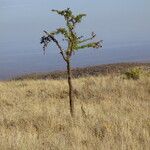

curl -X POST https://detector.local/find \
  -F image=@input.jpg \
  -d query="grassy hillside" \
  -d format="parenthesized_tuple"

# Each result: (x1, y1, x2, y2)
(14, 62, 150, 80)
(0, 68, 150, 149)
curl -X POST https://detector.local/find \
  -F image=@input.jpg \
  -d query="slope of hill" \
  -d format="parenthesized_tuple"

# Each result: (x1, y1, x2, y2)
(14, 62, 150, 80)
(0, 67, 149, 149)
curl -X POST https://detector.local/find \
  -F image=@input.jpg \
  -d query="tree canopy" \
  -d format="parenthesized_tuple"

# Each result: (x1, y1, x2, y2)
(41, 8, 102, 61)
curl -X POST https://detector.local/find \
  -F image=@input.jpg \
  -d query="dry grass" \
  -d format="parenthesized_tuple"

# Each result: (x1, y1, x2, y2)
(0, 73, 150, 150)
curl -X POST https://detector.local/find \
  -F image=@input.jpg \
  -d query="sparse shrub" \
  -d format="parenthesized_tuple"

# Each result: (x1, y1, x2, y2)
(40, 8, 102, 117)
(124, 67, 142, 80)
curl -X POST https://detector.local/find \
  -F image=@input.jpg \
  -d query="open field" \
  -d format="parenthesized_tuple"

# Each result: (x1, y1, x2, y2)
(0, 65, 150, 149)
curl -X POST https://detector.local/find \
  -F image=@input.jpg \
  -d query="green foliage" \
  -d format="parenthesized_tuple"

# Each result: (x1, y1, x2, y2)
(124, 67, 142, 80)
(40, 8, 102, 60)
(52, 8, 86, 26)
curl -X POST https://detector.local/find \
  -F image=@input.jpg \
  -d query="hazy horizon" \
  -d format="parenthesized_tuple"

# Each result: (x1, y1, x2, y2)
(0, 0, 150, 79)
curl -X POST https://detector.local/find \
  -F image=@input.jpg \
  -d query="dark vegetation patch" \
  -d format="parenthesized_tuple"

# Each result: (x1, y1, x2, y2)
(13, 62, 150, 80)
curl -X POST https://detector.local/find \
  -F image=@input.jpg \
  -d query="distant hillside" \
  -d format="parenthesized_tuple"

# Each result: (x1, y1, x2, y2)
(14, 62, 150, 80)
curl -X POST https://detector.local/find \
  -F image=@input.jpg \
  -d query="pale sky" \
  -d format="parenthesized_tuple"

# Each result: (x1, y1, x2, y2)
(0, 0, 150, 79)
(1, 0, 150, 45)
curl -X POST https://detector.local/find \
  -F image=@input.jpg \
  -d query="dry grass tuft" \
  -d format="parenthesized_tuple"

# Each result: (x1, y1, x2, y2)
(0, 72, 150, 149)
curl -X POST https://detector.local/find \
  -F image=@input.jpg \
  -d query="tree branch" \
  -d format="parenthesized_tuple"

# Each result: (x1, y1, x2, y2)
(76, 41, 102, 50)
(78, 32, 97, 44)
(43, 30, 67, 61)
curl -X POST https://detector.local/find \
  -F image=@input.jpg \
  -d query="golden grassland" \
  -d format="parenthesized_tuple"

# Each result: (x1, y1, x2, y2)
(0, 71, 150, 149)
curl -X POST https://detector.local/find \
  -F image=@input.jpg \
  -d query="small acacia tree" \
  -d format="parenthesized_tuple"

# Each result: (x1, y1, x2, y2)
(40, 8, 102, 117)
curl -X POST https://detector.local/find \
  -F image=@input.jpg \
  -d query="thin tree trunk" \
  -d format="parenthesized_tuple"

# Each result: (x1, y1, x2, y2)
(66, 60, 74, 117)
